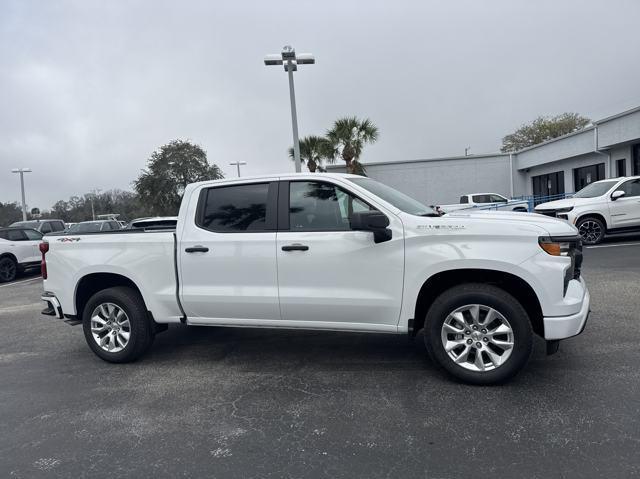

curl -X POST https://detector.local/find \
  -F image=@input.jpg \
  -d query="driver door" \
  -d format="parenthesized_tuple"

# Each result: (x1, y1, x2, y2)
(609, 179, 640, 227)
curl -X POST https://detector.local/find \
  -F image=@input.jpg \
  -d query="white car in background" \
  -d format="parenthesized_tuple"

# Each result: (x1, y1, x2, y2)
(535, 176, 640, 244)
(0, 227, 44, 282)
(438, 193, 530, 214)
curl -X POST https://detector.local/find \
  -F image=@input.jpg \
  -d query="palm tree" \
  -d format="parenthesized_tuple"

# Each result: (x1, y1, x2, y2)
(288, 135, 334, 173)
(326, 117, 379, 175)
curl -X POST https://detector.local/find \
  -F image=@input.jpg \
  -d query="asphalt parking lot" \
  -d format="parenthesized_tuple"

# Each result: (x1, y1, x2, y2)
(1, 238, 639, 478)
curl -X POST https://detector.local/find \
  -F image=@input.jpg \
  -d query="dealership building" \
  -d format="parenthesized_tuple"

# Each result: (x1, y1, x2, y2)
(328, 105, 640, 205)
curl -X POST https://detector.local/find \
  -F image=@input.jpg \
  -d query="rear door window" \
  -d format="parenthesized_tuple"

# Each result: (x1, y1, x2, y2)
(23, 229, 43, 241)
(40, 223, 52, 234)
(198, 183, 275, 232)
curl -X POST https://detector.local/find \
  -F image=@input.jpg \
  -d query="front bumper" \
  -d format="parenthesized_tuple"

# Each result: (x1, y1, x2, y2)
(543, 286, 590, 340)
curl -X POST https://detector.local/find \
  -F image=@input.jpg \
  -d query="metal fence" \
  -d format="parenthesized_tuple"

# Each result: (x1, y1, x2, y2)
(450, 193, 575, 213)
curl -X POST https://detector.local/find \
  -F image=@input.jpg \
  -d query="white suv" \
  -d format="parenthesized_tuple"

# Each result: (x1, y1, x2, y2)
(535, 176, 640, 244)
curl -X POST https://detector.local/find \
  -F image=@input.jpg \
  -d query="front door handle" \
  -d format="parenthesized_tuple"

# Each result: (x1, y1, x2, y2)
(281, 244, 309, 252)
(185, 246, 209, 253)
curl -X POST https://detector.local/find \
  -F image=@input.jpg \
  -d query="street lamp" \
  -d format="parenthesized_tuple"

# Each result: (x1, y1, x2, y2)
(90, 188, 102, 221)
(11, 168, 32, 221)
(229, 161, 247, 178)
(264, 45, 315, 173)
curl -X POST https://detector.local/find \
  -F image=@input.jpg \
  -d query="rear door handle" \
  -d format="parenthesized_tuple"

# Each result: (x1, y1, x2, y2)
(281, 244, 309, 252)
(185, 246, 209, 253)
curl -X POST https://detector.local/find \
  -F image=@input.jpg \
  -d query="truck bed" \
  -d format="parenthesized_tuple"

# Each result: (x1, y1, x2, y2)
(43, 230, 184, 323)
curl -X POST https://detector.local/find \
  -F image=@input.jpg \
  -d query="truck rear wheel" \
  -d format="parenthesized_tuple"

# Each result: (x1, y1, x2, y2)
(82, 287, 154, 363)
(423, 283, 533, 385)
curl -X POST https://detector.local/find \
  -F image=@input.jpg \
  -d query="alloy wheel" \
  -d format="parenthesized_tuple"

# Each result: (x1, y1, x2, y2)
(578, 220, 602, 244)
(0, 259, 16, 282)
(440, 304, 514, 372)
(90, 303, 131, 353)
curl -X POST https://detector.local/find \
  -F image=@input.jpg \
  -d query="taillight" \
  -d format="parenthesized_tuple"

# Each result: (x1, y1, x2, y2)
(39, 242, 49, 279)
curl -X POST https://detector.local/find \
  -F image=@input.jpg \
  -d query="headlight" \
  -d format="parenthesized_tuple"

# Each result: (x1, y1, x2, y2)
(539, 236, 573, 256)
(554, 207, 574, 213)
(539, 236, 583, 295)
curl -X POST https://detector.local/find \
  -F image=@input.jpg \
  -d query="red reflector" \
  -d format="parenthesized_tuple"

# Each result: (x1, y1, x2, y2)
(39, 242, 49, 253)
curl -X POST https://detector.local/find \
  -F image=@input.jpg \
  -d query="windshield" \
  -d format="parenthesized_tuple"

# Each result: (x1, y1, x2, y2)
(574, 180, 618, 198)
(349, 178, 439, 216)
(68, 222, 103, 233)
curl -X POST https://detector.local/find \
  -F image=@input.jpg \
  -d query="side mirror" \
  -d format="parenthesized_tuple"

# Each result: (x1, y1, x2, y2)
(350, 211, 392, 243)
(611, 190, 626, 201)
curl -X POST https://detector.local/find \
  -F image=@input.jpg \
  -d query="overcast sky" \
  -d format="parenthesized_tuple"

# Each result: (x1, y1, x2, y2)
(1, 0, 640, 210)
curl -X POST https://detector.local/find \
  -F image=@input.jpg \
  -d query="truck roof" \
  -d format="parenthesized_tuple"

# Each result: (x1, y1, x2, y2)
(190, 172, 362, 188)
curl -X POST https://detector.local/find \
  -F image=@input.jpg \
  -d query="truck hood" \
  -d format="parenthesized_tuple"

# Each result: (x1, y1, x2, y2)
(442, 209, 578, 236)
(534, 198, 575, 210)
(534, 196, 601, 210)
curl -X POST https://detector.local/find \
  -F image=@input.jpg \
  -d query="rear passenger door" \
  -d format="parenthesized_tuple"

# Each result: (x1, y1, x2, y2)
(179, 181, 280, 323)
(275, 180, 405, 330)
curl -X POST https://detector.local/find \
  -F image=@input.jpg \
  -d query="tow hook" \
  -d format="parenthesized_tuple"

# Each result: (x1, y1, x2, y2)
(546, 340, 560, 355)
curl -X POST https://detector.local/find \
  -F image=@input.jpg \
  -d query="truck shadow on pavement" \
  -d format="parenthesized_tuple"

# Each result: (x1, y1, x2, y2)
(142, 323, 557, 383)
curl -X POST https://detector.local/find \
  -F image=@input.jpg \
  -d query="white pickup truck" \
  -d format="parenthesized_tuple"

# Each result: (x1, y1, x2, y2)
(40, 173, 590, 384)
(439, 193, 530, 214)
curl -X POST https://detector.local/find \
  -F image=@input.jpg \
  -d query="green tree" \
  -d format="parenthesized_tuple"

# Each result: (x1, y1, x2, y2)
(501, 113, 591, 152)
(326, 117, 379, 175)
(134, 140, 224, 215)
(288, 135, 334, 173)
(0, 202, 23, 227)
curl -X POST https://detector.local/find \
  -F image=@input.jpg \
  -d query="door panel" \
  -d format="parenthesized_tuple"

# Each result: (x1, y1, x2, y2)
(276, 180, 404, 328)
(609, 179, 640, 227)
(179, 181, 280, 322)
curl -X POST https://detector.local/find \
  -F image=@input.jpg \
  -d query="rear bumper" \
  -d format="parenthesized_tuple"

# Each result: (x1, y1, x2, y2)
(41, 292, 63, 319)
(543, 287, 590, 340)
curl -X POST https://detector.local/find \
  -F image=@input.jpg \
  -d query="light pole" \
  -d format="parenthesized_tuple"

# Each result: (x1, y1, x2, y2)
(229, 161, 247, 178)
(11, 168, 32, 221)
(264, 45, 315, 173)
(90, 188, 102, 221)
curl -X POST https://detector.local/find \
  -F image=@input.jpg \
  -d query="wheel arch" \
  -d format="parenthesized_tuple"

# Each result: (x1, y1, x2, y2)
(75, 273, 146, 320)
(0, 252, 18, 263)
(576, 212, 608, 229)
(412, 269, 544, 338)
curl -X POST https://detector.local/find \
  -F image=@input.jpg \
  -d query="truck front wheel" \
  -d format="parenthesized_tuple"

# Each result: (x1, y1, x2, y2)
(82, 287, 154, 363)
(424, 284, 533, 385)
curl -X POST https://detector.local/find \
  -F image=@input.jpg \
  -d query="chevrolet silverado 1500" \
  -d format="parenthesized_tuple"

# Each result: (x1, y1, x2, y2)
(40, 173, 590, 384)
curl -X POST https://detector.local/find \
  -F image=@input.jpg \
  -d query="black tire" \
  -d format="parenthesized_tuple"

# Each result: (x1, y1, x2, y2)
(576, 216, 605, 245)
(0, 256, 18, 283)
(82, 286, 154, 363)
(424, 283, 533, 385)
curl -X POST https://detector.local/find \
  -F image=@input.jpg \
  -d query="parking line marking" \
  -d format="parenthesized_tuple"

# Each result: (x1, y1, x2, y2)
(0, 277, 41, 289)
(586, 242, 640, 249)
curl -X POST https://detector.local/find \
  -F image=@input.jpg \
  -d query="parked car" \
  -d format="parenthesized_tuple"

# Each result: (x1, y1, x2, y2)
(10, 219, 66, 235)
(40, 173, 589, 384)
(66, 220, 122, 233)
(126, 217, 178, 229)
(438, 193, 529, 214)
(0, 227, 43, 282)
(535, 176, 640, 244)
